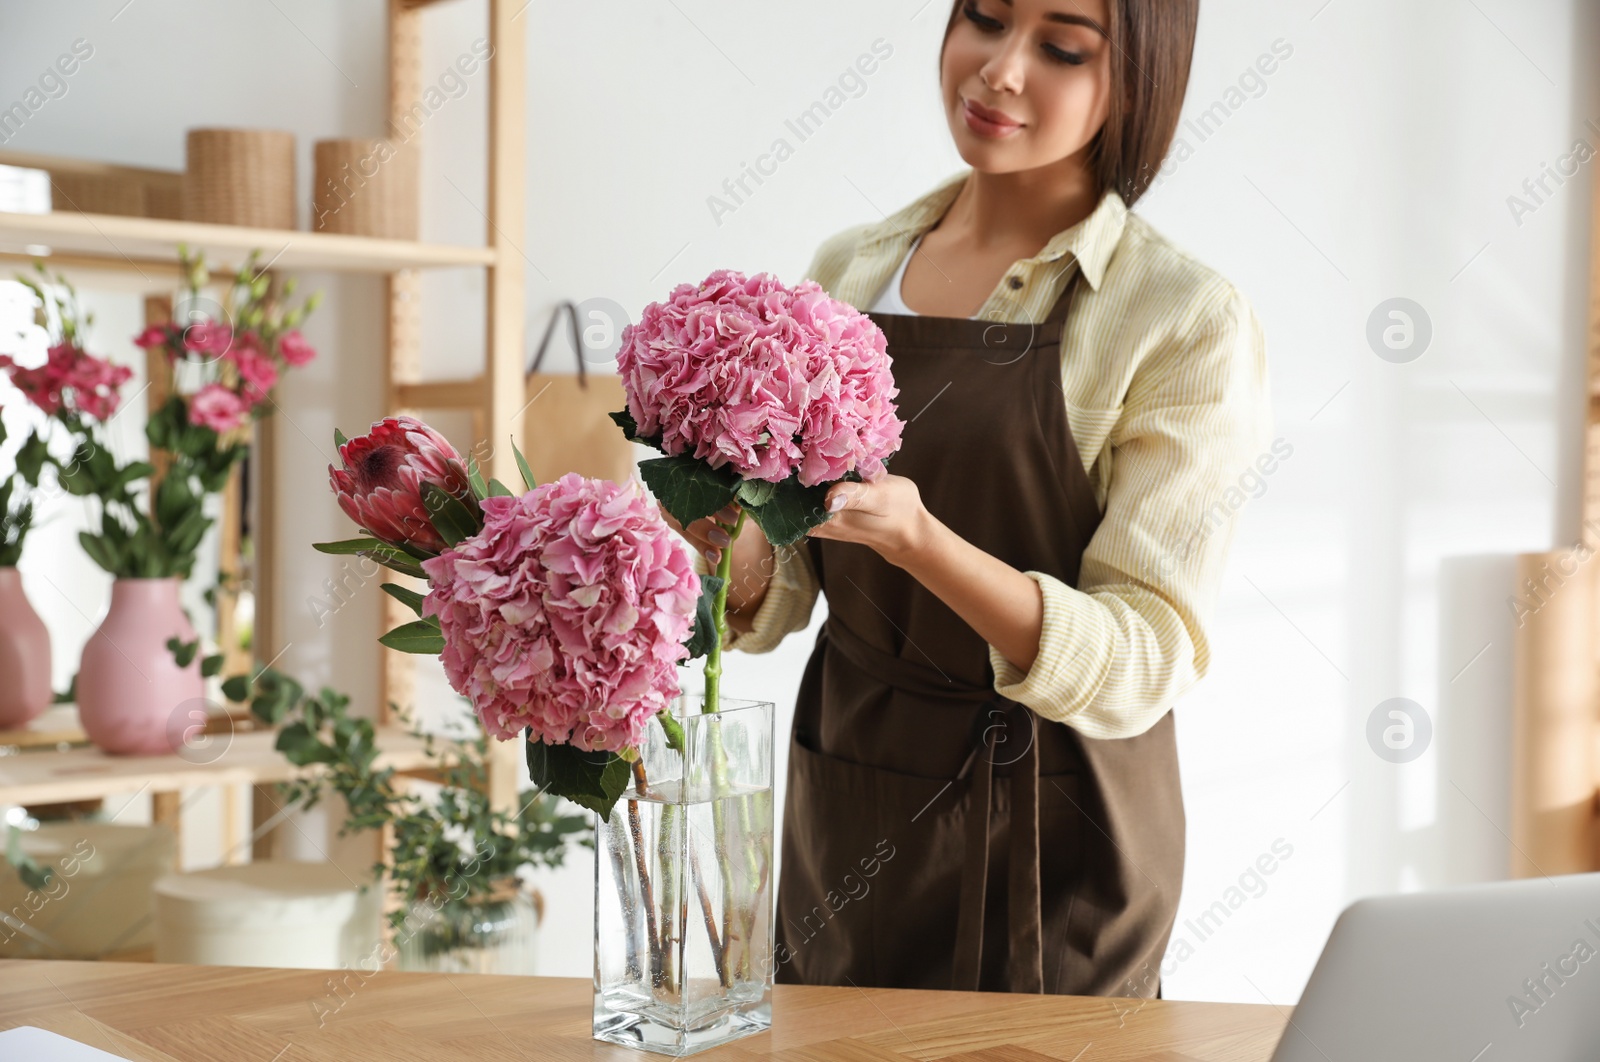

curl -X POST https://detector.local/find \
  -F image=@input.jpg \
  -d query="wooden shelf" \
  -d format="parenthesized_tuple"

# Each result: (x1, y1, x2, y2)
(0, 724, 446, 807)
(0, 704, 91, 751)
(0, 209, 495, 275)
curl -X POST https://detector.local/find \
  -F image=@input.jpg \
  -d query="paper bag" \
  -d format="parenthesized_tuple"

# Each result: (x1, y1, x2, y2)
(522, 300, 638, 487)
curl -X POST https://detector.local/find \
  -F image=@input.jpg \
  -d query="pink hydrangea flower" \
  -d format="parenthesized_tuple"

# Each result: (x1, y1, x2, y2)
(188, 383, 250, 433)
(421, 473, 700, 753)
(616, 269, 904, 486)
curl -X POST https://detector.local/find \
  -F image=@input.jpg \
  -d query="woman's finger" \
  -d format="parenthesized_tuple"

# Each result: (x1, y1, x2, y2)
(825, 483, 862, 514)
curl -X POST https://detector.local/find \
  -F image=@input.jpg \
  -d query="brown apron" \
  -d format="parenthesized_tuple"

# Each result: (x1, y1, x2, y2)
(772, 265, 1185, 997)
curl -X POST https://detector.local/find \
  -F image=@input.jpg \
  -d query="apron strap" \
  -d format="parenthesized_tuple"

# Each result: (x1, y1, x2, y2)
(1007, 721, 1043, 992)
(951, 727, 993, 991)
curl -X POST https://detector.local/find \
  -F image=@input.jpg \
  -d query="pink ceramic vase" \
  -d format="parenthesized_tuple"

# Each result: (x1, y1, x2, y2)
(0, 566, 53, 728)
(77, 577, 203, 756)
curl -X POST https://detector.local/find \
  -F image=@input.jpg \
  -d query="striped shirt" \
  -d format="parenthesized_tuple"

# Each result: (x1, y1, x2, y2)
(694, 167, 1274, 740)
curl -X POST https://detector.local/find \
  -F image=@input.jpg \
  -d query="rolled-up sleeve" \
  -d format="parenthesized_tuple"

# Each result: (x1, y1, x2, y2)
(693, 540, 820, 654)
(987, 286, 1273, 739)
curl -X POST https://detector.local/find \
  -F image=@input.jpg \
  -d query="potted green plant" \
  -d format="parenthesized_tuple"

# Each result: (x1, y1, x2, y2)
(229, 664, 590, 974)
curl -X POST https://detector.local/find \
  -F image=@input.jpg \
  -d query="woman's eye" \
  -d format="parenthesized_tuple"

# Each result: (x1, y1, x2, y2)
(962, 3, 1004, 31)
(1044, 45, 1086, 66)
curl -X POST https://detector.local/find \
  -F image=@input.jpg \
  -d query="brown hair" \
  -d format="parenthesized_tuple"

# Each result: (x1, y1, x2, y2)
(941, 0, 1199, 207)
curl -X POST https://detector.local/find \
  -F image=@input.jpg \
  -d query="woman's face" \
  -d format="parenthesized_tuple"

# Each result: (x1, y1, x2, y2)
(941, 0, 1114, 174)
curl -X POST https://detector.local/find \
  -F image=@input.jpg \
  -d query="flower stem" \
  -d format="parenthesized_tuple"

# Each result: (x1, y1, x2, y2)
(702, 507, 746, 716)
(699, 507, 771, 987)
(656, 801, 679, 996)
(627, 760, 663, 987)
(604, 807, 644, 983)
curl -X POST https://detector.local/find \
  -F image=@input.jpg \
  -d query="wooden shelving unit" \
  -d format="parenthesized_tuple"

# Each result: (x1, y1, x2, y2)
(0, 209, 497, 273)
(0, 0, 530, 962)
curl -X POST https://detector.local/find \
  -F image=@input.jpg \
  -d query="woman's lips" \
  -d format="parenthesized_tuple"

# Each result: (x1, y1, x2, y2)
(962, 98, 1022, 138)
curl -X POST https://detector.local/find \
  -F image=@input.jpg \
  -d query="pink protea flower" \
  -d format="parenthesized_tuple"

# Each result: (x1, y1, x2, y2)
(616, 269, 904, 486)
(327, 415, 475, 555)
(421, 473, 700, 753)
(188, 383, 250, 433)
(278, 330, 316, 366)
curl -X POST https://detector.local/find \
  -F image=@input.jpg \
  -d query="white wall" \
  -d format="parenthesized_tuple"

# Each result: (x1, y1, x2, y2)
(1, 0, 1594, 1005)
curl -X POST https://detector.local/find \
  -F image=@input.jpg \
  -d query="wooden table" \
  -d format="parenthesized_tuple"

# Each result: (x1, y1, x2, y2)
(0, 960, 1288, 1061)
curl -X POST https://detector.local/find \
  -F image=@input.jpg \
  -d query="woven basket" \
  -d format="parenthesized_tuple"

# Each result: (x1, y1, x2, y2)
(312, 137, 418, 240)
(182, 128, 296, 229)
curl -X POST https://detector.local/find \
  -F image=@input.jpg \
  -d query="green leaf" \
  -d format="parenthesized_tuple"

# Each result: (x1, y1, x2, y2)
(380, 582, 426, 617)
(334, 428, 349, 448)
(378, 619, 445, 655)
(683, 574, 725, 660)
(313, 538, 428, 580)
(359, 547, 428, 581)
(466, 454, 489, 501)
(512, 438, 536, 491)
(609, 408, 664, 450)
(221, 674, 251, 704)
(487, 478, 514, 498)
(166, 636, 199, 668)
(312, 536, 385, 555)
(744, 474, 834, 548)
(15, 435, 49, 486)
(420, 482, 479, 547)
(736, 478, 778, 508)
(655, 709, 685, 754)
(78, 531, 121, 576)
(637, 454, 740, 528)
(276, 722, 335, 766)
(200, 653, 224, 678)
(524, 735, 632, 818)
(113, 460, 156, 490)
(252, 668, 304, 725)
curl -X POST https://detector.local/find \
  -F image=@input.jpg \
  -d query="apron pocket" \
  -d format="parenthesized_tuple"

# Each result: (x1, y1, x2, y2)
(783, 733, 1025, 990)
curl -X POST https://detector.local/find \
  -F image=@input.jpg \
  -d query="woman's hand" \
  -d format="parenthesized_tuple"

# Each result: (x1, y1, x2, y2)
(657, 501, 775, 613)
(659, 500, 742, 564)
(807, 473, 936, 568)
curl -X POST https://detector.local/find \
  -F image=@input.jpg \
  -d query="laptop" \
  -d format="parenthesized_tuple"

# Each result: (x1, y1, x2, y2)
(1271, 870, 1600, 1061)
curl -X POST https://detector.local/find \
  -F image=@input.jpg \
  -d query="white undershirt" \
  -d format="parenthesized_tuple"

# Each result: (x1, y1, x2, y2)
(866, 234, 980, 319)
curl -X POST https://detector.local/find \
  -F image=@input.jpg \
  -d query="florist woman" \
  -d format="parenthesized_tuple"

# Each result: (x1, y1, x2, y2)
(673, 0, 1272, 999)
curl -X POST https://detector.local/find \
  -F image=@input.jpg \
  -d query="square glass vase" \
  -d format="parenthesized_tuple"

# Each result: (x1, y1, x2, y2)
(593, 695, 775, 1057)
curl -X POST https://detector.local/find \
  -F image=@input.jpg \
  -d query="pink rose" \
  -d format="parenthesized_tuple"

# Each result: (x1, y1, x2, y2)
(278, 330, 316, 366)
(0, 344, 132, 422)
(133, 325, 171, 351)
(228, 343, 279, 403)
(182, 321, 233, 357)
(188, 383, 250, 433)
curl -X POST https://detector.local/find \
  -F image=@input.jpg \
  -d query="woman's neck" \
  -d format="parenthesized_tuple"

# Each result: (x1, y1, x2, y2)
(935, 157, 1102, 253)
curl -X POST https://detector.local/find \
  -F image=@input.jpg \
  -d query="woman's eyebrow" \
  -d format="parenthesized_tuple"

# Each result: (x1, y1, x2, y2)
(995, 0, 1110, 37)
